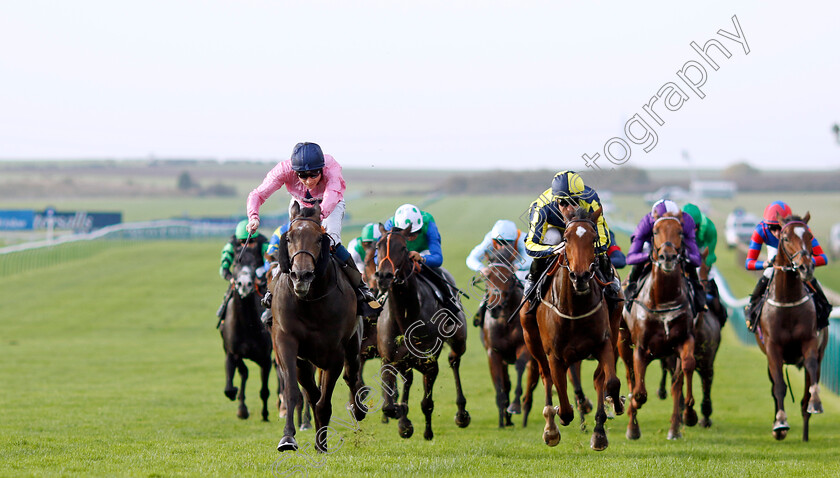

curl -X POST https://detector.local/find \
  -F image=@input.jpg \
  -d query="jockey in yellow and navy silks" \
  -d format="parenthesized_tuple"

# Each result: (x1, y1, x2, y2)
(522, 170, 622, 317)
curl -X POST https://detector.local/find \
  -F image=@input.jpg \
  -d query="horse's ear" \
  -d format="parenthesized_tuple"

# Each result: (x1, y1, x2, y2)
(378, 223, 387, 237)
(290, 201, 301, 219)
(313, 202, 322, 220)
(314, 234, 332, 276)
(276, 232, 291, 273)
(776, 212, 785, 225)
(701, 246, 709, 259)
(803, 211, 811, 224)
(590, 207, 602, 224)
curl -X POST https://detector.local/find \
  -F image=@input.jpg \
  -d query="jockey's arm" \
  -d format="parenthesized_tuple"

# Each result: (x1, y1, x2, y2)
(246, 162, 289, 227)
(745, 226, 767, 270)
(625, 217, 653, 265)
(809, 232, 829, 267)
(465, 233, 493, 272)
(220, 243, 235, 280)
(681, 214, 702, 267)
(524, 204, 555, 258)
(515, 236, 534, 271)
(705, 221, 718, 267)
(423, 221, 444, 268)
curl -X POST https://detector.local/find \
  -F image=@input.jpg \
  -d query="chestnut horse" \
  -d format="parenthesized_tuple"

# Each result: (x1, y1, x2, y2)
(480, 248, 538, 428)
(756, 213, 828, 441)
(220, 250, 274, 421)
(375, 225, 471, 440)
(657, 247, 722, 428)
(521, 207, 624, 451)
(619, 212, 696, 440)
(270, 203, 366, 452)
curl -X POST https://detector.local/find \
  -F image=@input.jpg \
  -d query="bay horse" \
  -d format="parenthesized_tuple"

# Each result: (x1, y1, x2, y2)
(619, 212, 696, 440)
(480, 248, 538, 428)
(521, 207, 624, 451)
(375, 224, 471, 440)
(220, 250, 274, 421)
(756, 212, 828, 441)
(657, 247, 723, 428)
(271, 202, 366, 452)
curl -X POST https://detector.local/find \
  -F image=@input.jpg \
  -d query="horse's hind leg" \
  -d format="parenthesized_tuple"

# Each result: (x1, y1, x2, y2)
(568, 361, 592, 432)
(766, 344, 789, 440)
(680, 336, 698, 428)
(421, 361, 440, 440)
(235, 359, 250, 419)
(657, 359, 669, 400)
(488, 350, 510, 428)
(449, 340, 471, 428)
(343, 340, 366, 422)
(397, 368, 414, 439)
(276, 341, 302, 452)
(699, 364, 714, 428)
(522, 357, 539, 428)
(802, 339, 823, 416)
(224, 353, 238, 401)
(509, 352, 527, 416)
(314, 358, 344, 453)
(802, 367, 813, 442)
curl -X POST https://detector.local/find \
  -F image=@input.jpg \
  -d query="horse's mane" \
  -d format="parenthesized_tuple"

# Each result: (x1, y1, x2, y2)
(570, 207, 591, 222)
(298, 205, 320, 220)
(786, 214, 804, 223)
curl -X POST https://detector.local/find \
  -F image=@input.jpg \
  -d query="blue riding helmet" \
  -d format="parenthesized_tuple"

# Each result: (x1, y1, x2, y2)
(291, 142, 325, 172)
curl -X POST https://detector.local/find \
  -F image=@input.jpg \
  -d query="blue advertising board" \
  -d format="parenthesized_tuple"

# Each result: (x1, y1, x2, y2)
(32, 210, 122, 232)
(0, 210, 35, 230)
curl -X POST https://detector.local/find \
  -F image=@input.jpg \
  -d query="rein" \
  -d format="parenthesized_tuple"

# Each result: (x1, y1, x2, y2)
(484, 262, 522, 311)
(378, 231, 417, 285)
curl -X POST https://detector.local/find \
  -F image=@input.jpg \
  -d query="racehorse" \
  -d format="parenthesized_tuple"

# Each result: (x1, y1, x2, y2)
(271, 202, 366, 452)
(358, 238, 387, 423)
(219, 250, 274, 421)
(375, 224, 471, 440)
(479, 248, 538, 428)
(755, 212, 828, 441)
(657, 247, 723, 428)
(619, 211, 696, 440)
(521, 207, 623, 451)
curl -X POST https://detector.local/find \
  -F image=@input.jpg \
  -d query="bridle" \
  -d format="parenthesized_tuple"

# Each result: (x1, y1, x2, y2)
(377, 230, 417, 285)
(558, 218, 605, 285)
(650, 216, 684, 270)
(774, 221, 811, 273)
(483, 261, 521, 311)
(287, 216, 326, 266)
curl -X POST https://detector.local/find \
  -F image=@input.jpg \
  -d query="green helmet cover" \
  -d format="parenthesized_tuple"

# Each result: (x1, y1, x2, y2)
(235, 220, 258, 240)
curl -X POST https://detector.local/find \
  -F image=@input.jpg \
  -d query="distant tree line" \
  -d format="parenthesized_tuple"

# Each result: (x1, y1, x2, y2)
(177, 171, 237, 197)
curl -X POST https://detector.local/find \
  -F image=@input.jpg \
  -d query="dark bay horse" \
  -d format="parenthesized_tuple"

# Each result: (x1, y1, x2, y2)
(271, 203, 366, 452)
(756, 213, 828, 441)
(658, 247, 723, 428)
(220, 250, 274, 421)
(479, 248, 538, 428)
(619, 212, 696, 440)
(521, 207, 623, 451)
(375, 225, 471, 440)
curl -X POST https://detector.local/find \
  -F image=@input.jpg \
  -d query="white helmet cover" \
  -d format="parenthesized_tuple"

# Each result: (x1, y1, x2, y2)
(394, 204, 424, 233)
(490, 220, 518, 241)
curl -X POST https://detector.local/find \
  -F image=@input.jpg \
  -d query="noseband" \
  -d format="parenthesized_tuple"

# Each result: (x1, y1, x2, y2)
(650, 216, 684, 268)
(776, 221, 811, 272)
(287, 216, 327, 268)
(559, 218, 598, 276)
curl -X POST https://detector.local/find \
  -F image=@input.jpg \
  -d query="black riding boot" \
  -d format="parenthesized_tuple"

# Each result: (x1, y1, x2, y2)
(685, 264, 706, 314)
(808, 279, 832, 330)
(340, 256, 382, 317)
(746, 275, 770, 332)
(597, 254, 622, 315)
(623, 263, 646, 312)
(524, 258, 550, 316)
(423, 267, 463, 319)
(473, 299, 487, 327)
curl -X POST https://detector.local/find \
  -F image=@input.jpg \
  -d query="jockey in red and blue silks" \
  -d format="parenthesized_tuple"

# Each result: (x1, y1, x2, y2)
(745, 200, 831, 330)
(623, 199, 706, 314)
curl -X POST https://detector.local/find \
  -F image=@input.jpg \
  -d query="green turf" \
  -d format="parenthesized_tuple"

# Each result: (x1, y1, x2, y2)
(3, 194, 840, 476)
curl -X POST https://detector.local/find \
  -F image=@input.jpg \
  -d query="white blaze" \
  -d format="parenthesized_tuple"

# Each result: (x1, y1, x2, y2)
(794, 227, 806, 239)
(575, 226, 586, 238)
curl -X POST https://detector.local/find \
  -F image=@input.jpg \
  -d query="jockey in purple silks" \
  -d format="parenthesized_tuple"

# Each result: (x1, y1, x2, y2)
(623, 199, 706, 314)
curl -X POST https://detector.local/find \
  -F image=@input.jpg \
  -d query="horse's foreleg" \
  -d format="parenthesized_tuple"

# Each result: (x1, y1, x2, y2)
(259, 359, 271, 422)
(802, 365, 813, 442)
(550, 360, 574, 428)
(617, 327, 635, 395)
(626, 346, 649, 440)
(488, 350, 509, 428)
(235, 359, 249, 420)
(766, 343, 789, 440)
(276, 341, 302, 452)
(699, 363, 714, 428)
(521, 310, 557, 444)
(657, 359, 669, 400)
(421, 361, 440, 441)
(680, 336, 697, 428)
(449, 344, 471, 428)
(522, 357, 539, 428)
(224, 353, 238, 401)
(568, 362, 593, 431)
(668, 359, 685, 440)
(397, 367, 414, 438)
(343, 344, 366, 423)
(590, 354, 609, 451)
(314, 358, 344, 453)
(510, 351, 528, 416)
(802, 338, 823, 416)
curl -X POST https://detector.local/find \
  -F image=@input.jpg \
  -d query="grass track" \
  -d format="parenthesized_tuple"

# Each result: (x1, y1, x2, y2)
(2, 191, 840, 477)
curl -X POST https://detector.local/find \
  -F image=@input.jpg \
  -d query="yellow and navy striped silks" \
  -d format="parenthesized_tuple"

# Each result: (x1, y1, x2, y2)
(524, 187, 612, 258)
(550, 171, 587, 198)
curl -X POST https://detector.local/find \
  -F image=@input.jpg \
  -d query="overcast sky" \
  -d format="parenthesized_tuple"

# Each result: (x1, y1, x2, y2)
(1, 1, 838, 170)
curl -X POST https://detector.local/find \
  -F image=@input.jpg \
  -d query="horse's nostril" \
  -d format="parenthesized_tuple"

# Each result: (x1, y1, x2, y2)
(290, 271, 298, 280)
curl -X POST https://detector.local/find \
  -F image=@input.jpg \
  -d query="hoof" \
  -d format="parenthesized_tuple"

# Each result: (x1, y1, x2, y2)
(424, 429, 434, 441)
(590, 433, 609, 451)
(773, 428, 788, 441)
(261, 412, 269, 422)
(807, 402, 824, 414)
(399, 422, 414, 439)
(237, 406, 249, 420)
(224, 387, 238, 401)
(699, 417, 712, 428)
(626, 426, 641, 440)
(504, 411, 514, 427)
(543, 429, 560, 447)
(455, 410, 471, 428)
(578, 397, 593, 415)
(657, 388, 667, 400)
(684, 408, 698, 427)
(277, 435, 298, 452)
(507, 402, 522, 415)
(380, 414, 390, 424)
(773, 420, 790, 440)
(383, 405, 400, 420)
(667, 429, 682, 440)
(300, 422, 311, 431)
